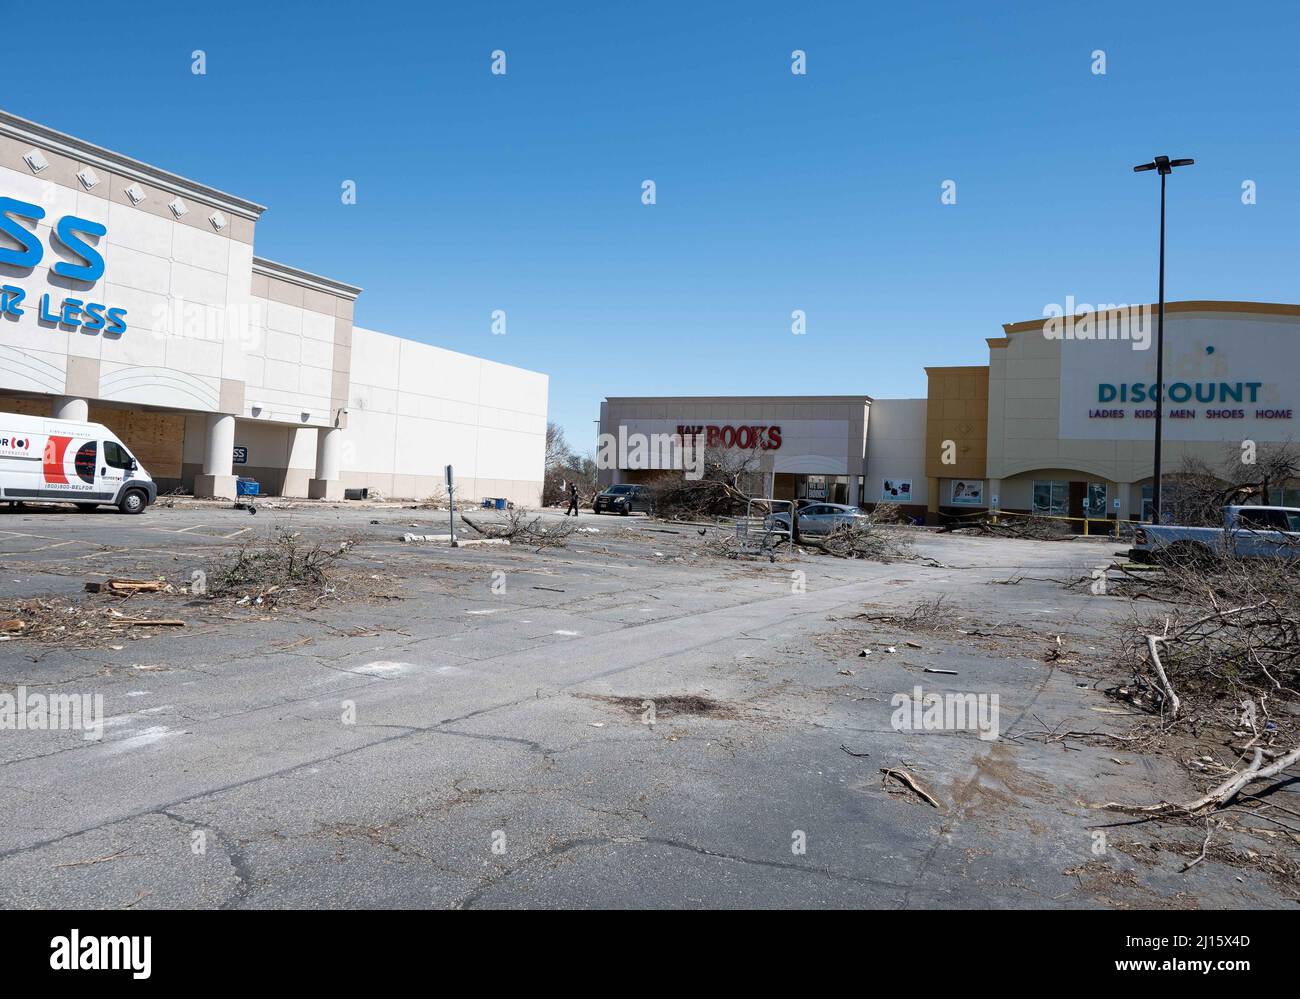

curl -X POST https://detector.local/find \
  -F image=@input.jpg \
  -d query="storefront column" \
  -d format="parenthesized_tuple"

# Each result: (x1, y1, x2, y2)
(848, 476, 860, 508)
(309, 427, 344, 500)
(51, 397, 89, 422)
(1113, 481, 1132, 524)
(195, 414, 237, 499)
(987, 478, 1002, 513)
(926, 477, 940, 524)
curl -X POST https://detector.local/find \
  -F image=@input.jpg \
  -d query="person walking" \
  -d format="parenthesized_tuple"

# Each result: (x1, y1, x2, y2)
(566, 482, 580, 517)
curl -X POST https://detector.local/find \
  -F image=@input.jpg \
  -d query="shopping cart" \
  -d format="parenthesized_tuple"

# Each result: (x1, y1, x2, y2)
(234, 477, 259, 515)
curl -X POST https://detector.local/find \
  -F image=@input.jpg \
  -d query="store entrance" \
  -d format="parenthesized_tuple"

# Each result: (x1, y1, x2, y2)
(777, 473, 849, 505)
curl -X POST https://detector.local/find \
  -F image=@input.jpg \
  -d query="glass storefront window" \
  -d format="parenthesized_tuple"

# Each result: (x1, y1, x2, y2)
(1032, 480, 1067, 516)
(801, 475, 828, 500)
(1085, 482, 1108, 518)
(1267, 486, 1300, 507)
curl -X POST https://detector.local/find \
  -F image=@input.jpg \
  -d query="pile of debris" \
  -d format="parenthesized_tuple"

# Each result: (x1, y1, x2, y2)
(460, 510, 577, 550)
(1089, 547, 1300, 824)
(0, 596, 184, 647)
(796, 523, 918, 562)
(206, 527, 357, 608)
(940, 514, 1073, 540)
(410, 486, 481, 512)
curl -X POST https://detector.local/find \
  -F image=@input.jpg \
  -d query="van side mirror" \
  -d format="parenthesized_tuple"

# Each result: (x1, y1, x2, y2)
(129, 459, 138, 472)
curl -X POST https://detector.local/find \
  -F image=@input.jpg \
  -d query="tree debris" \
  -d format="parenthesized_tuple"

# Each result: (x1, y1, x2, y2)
(880, 767, 942, 808)
(461, 510, 577, 551)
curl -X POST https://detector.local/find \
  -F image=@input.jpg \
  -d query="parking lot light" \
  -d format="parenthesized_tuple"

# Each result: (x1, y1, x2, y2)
(1132, 154, 1195, 522)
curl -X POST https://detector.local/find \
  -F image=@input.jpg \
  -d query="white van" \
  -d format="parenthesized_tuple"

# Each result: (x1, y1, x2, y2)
(0, 412, 157, 514)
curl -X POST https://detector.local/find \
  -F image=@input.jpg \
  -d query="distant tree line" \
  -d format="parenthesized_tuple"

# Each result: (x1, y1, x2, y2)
(543, 422, 598, 506)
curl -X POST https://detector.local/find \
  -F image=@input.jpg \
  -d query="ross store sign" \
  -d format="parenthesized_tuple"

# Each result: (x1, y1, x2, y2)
(0, 195, 128, 335)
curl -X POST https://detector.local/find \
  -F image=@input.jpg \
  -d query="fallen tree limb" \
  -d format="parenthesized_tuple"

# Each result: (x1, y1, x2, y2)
(1180, 819, 1218, 873)
(1091, 742, 1300, 817)
(1144, 620, 1182, 720)
(880, 767, 942, 809)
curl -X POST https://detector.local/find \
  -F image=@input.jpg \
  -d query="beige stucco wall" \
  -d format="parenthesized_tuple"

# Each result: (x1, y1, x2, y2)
(989, 305, 1300, 487)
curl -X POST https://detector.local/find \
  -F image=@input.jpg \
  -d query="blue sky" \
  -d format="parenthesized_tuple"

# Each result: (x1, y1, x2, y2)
(4, 0, 1298, 451)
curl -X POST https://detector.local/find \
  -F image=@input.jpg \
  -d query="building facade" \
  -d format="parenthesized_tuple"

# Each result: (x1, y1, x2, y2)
(597, 395, 929, 519)
(600, 303, 1300, 524)
(928, 301, 1300, 522)
(0, 111, 546, 504)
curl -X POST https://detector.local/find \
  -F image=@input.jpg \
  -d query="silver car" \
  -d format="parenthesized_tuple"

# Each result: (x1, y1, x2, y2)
(766, 503, 870, 536)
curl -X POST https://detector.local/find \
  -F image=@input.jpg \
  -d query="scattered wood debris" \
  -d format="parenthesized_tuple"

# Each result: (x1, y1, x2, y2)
(880, 767, 943, 809)
(84, 578, 169, 595)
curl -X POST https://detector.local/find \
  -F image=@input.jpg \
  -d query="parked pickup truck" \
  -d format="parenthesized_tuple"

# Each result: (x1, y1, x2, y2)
(1129, 505, 1300, 564)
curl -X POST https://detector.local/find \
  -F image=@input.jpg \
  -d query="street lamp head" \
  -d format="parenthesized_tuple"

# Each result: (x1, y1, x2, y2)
(1134, 155, 1194, 175)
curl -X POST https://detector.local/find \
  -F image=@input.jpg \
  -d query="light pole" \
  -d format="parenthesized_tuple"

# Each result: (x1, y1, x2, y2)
(1133, 154, 1194, 523)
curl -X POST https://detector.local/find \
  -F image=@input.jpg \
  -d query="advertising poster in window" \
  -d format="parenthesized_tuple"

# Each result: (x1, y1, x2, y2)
(882, 478, 912, 502)
(950, 479, 984, 506)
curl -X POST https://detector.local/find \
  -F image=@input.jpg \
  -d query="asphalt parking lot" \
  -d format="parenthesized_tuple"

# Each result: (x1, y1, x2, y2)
(0, 502, 1292, 909)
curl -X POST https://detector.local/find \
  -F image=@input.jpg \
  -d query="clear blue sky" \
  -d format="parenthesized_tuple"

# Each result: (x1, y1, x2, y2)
(5, 1, 1297, 453)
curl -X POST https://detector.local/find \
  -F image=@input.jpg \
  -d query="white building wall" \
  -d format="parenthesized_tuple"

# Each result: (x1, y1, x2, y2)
(0, 156, 263, 415)
(343, 327, 547, 504)
(240, 291, 338, 427)
(1, 112, 547, 502)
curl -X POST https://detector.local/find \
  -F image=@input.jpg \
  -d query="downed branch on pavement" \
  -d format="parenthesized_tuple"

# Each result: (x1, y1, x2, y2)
(1116, 554, 1300, 724)
(940, 513, 1073, 540)
(461, 510, 577, 551)
(797, 522, 917, 562)
(880, 767, 943, 809)
(207, 527, 355, 607)
(1092, 744, 1300, 817)
(1142, 618, 1182, 720)
(1088, 544, 1300, 819)
(1180, 818, 1220, 873)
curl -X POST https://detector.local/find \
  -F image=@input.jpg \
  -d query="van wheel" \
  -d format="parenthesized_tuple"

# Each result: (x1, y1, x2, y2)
(118, 489, 147, 515)
(76, 504, 98, 513)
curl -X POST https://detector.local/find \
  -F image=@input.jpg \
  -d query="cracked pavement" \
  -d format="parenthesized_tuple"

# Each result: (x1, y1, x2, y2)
(0, 504, 1291, 908)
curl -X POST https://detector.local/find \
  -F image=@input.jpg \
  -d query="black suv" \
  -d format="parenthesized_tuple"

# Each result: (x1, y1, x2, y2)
(593, 484, 654, 515)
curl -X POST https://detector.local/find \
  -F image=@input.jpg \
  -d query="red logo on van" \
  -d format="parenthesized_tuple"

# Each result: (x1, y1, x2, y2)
(43, 435, 71, 484)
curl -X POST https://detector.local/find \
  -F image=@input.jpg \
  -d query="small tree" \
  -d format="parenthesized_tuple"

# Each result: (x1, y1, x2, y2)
(1167, 441, 1300, 525)
(543, 421, 575, 506)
